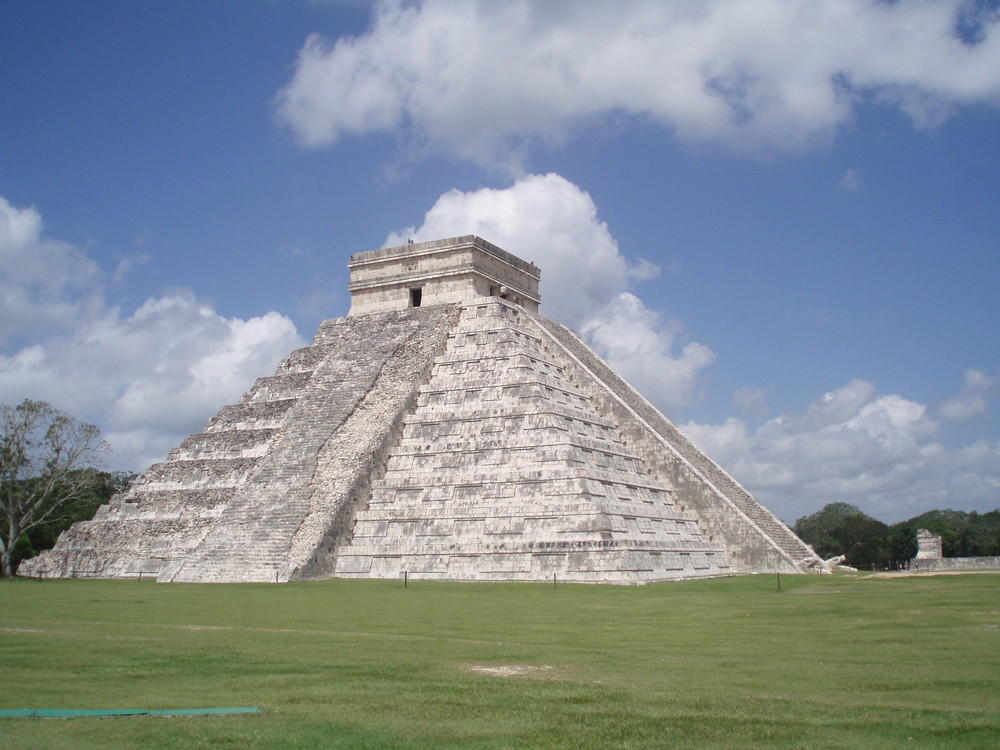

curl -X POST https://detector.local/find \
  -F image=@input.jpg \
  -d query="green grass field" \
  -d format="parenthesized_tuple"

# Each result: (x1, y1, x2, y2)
(1, 573, 998, 749)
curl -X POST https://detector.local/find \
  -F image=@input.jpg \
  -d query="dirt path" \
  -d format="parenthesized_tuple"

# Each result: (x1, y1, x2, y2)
(864, 569, 1000, 579)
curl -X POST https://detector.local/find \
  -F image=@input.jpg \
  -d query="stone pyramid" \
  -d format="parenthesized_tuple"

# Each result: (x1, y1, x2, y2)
(21, 236, 815, 583)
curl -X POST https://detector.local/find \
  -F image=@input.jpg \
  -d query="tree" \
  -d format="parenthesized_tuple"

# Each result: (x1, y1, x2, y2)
(887, 508, 1000, 559)
(0, 400, 108, 577)
(885, 521, 919, 563)
(793, 502, 891, 569)
(961, 510, 1000, 558)
(896, 509, 968, 557)
(15, 469, 136, 565)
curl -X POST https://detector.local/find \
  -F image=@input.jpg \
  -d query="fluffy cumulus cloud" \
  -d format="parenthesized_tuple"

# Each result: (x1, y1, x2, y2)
(0, 197, 102, 344)
(386, 173, 715, 412)
(936, 368, 1000, 422)
(276, 0, 1000, 166)
(0, 196, 305, 472)
(683, 379, 1000, 523)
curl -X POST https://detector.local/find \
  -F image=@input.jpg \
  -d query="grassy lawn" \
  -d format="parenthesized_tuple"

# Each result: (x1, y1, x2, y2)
(1, 573, 998, 749)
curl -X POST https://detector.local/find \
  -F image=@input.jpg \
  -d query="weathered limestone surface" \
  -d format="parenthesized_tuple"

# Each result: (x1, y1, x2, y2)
(915, 528, 944, 560)
(531, 316, 812, 575)
(349, 235, 541, 315)
(337, 300, 731, 582)
(21, 306, 458, 582)
(911, 528, 1000, 570)
(914, 556, 1000, 571)
(21, 235, 813, 583)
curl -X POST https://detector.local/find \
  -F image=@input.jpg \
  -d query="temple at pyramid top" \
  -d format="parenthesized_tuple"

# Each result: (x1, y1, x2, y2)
(348, 235, 541, 315)
(21, 234, 824, 584)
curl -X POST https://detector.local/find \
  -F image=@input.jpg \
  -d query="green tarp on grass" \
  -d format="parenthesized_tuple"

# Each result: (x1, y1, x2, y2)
(0, 707, 260, 718)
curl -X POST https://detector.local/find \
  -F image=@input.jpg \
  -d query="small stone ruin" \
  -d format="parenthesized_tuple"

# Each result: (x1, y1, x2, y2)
(915, 529, 944, 561)
(912, 528, 1000, 572)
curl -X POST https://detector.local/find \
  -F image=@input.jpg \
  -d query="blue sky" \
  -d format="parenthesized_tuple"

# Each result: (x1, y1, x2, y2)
(1, 0, 998, 523)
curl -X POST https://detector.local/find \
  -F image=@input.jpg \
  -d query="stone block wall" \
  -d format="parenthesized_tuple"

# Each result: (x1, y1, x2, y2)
(913, 556, 1000, 571)
(915, 529, 944, 559)
(348, 236, 541, 315)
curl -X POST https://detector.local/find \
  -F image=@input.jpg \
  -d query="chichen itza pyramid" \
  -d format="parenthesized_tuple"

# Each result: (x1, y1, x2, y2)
(21, 236, 818, 583)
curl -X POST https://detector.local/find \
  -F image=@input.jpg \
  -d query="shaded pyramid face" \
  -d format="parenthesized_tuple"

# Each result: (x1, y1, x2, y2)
(21, 237, 813, 583)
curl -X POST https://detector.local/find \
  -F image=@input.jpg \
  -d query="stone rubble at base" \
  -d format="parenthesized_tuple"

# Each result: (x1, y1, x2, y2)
(20, 236, 816, 583)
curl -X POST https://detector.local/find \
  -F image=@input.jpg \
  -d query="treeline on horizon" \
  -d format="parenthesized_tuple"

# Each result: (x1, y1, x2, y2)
(791, 502, 1000, 570)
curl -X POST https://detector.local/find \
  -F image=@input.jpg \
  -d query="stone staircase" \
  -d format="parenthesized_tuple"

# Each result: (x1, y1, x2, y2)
(336, 299, 731, 582)
(162, 306, 456, 582)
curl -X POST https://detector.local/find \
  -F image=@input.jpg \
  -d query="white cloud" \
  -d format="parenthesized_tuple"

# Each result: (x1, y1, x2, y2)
(936, 368, 1000, 422)
(386, 172, 715, 413)
(387, 173, 634, 325)
(276, 0, 1000, 167)
(0, 196, 305, 472)
(683, 378, 1000, 523)
(0, 196, 103, 344)
(580, 293, 715, 414)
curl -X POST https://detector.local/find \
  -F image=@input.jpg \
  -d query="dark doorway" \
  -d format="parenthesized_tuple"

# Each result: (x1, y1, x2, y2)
(409, 287, 423, 307)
